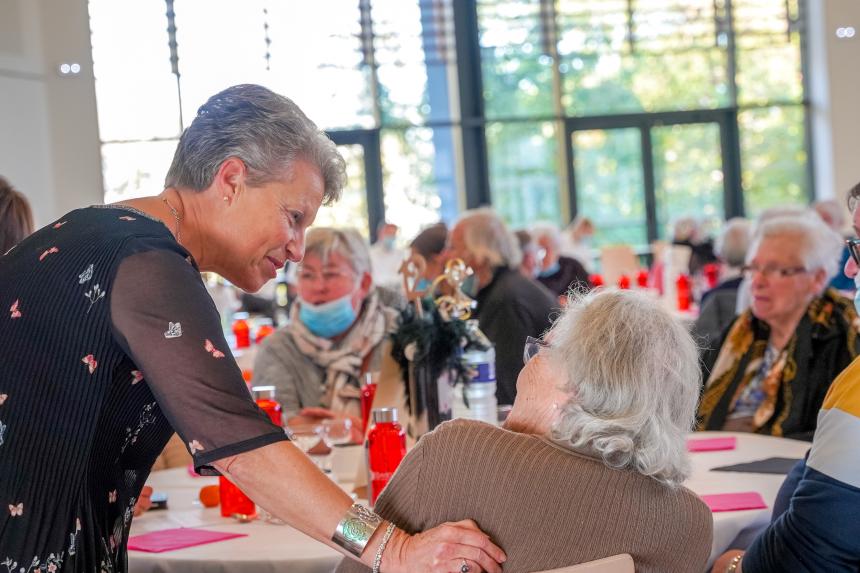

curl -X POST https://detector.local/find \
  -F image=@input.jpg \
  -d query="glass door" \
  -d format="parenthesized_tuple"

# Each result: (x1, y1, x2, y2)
(321, 130, 384, 241)
(652, 123, 725, 240)
(571, 128, 647, 247)
(309, 143, 371, 237)
(567, 113, 729, 250)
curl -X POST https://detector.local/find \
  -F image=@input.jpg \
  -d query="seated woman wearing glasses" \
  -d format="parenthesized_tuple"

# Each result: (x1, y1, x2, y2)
(697, 213, 860, 441)
(337, 290, 713, 573)
(253, 227, 400, 427)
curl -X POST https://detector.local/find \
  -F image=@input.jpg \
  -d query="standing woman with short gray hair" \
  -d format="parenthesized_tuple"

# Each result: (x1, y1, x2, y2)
(0, 85, 504, 573)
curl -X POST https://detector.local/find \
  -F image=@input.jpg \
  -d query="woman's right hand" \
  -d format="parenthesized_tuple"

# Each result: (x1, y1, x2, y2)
(381, 520, 506, 573)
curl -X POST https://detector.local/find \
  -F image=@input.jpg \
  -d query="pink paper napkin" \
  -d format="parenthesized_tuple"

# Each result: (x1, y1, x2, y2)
(128, 528, 247, 553)
(687, 436, 737, 452)
(701, 492, 767, 512)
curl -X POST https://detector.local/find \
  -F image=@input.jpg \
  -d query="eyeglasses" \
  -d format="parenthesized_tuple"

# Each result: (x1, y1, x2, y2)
(847, 238, 860, 266)
(523, 336, 550, 365)
(740, 264, 809, 279)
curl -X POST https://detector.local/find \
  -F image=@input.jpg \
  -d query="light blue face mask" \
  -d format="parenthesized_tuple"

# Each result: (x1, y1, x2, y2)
(853, 273, 860, 315)
(538, 260, 561, 278)
(298, 293, 357, 338)
(382, 236, 396, 250)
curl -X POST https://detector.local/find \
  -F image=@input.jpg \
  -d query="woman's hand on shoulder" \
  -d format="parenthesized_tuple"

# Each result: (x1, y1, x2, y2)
(381, 519, 506, 573)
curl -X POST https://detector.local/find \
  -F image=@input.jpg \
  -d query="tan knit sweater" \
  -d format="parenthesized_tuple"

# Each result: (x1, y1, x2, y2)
(337, 420, 712, 573)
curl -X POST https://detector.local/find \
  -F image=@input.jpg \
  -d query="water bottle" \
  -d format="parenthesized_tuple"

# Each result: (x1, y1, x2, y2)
(232, 312, 251, 349)
(366, 408, 406, 506)
(453, 321, 498, 425)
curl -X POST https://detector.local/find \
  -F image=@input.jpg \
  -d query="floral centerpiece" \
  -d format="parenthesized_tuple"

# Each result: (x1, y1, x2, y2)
(389, 256, 490, 437)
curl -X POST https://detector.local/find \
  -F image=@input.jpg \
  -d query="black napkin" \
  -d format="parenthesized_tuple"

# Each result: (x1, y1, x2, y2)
(711, 457, 802, 475)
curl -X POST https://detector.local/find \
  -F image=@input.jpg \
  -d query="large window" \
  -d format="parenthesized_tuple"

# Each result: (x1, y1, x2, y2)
(89, 0, 812, 249)
(478, 0, 809, 247)
(88, 0, 460, 242)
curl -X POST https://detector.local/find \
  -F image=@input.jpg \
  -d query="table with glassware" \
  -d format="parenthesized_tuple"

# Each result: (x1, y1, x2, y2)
(129, 431, 810, 573)
(128, 445, 363, 573)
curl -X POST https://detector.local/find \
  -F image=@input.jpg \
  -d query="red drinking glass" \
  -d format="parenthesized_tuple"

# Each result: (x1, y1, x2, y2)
(219, 476, 256, 519)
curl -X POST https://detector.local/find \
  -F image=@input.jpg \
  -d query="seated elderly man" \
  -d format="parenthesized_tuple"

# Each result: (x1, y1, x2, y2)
(693, 217, 753, 348)
(448, 208, 557, 405)
(698, 214, 860, 440)
(337, 290, 712, 573)
(253, 227, 401, 426)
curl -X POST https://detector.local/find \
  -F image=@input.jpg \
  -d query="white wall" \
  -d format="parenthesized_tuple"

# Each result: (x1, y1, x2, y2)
(0, 0, 102, 227)
(808, 0, 860, 206)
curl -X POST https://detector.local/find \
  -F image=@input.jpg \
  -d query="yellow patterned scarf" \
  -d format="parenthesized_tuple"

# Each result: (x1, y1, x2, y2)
(698, 288, 859, 436)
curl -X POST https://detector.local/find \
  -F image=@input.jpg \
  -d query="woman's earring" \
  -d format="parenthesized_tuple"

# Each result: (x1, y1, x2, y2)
(223, 196, 229, 203)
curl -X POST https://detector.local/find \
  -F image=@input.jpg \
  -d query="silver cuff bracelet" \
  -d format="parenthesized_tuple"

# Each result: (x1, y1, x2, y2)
(332, 503, 383, 557)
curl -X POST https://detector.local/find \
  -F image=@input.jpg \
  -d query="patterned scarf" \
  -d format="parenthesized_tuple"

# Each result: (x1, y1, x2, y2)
(289, 290, 398, 417)
(698, 288, 860, 436)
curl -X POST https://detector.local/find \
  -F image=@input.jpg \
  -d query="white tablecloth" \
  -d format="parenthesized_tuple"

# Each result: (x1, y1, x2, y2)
(686, 432, 811, 565)
(128, 446, 363, 573)
(129, 432, 810, 573)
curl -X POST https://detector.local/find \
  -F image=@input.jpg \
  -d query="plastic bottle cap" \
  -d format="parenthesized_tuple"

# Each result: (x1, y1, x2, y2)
(251, 385, 276, 399)
(372, 407, 398, 424)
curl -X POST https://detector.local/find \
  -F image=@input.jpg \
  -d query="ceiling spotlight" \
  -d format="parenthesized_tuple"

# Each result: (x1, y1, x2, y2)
(58, 62, 82, 76)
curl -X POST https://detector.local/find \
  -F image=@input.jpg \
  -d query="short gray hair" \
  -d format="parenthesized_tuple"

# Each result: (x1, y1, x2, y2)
(531, 222, 562, 251)
(456, 208, 522, 269)
(165, 84, 346, 205)
(715, 217, 752, 268)
(549, 290, 700, 488)
(750, 214, 844, 281)
(302, 227, 372, 279)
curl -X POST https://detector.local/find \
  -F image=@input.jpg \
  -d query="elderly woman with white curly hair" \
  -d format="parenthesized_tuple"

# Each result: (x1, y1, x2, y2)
(336, 289, 713, 573)
(698, 213, 860, 440)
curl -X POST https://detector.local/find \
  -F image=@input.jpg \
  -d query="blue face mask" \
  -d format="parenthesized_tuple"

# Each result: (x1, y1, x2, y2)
(298, 293, 357, 338)
(538, 260, 561, 278)
(853, 273, 860, 315)
(382, 237, 396, 250)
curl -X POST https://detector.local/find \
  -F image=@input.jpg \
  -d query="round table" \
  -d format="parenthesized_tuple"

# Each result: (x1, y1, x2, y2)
(686, 431, 811, 565)
(128, 446, 363, 573)
(129, 432, 810, 572)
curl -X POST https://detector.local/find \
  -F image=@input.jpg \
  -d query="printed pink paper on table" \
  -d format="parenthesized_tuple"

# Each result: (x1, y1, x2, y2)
(701, 492, 767, 513)
(128, 528, 247, 553)
(687, 436, 737, 452)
